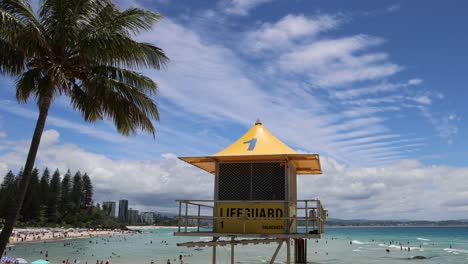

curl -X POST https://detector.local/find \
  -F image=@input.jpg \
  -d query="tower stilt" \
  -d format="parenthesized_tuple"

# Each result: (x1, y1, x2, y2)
(269, 239, 284, 264)
(230, 237, 235, 264)
(294, 238, 307, 263)
(212, 237, 218, 264)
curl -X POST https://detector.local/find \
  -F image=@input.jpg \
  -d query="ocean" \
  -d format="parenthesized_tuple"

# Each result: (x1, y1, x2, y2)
(5, 226, 468, 263)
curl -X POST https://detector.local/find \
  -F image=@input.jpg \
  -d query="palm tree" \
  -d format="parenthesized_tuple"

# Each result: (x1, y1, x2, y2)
(0, 0, 168, 254)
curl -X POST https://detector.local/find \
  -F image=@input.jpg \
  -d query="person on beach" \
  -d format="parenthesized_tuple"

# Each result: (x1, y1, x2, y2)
(167, 259, 171, 264)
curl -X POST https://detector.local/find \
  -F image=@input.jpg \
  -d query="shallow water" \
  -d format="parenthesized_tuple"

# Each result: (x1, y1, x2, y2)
(4, 226, 468, 263)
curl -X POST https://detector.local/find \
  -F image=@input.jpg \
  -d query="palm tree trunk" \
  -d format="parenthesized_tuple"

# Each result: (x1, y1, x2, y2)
(0, 91, 53, 256)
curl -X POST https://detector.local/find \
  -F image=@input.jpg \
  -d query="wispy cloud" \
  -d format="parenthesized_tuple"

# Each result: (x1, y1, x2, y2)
(277, 34, 402, 87)
(419, 106, 459, 143)
(0, 100, 129, 143)
(244, 14, 342, 52)
(136, 18, 429, 166)
(222, 0, 273, 16)
(386, 4, 401, 13)
(333, 79, 423, 100)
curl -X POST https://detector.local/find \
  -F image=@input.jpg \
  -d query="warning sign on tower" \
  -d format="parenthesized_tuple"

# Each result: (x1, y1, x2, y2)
(215, 203, 286, 234)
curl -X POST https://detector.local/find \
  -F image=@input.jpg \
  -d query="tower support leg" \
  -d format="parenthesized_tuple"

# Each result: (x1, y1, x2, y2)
(294, 238, 307, 263)
(230, 237, 235, 264)
(212, 237, 219, 264)
(286, 238, 291, 264)
(269, 239, 284, 264)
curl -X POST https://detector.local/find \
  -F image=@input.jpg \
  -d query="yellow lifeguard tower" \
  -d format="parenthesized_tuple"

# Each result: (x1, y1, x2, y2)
(175, 120, 327, 264)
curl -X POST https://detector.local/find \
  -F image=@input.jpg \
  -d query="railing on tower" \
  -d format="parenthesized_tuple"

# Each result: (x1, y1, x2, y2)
(175, 199, 327, 237)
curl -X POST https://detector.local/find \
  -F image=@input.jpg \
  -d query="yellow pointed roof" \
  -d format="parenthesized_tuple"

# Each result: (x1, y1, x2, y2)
(179, 120, 321, 175)
(213, 119, 297, 156)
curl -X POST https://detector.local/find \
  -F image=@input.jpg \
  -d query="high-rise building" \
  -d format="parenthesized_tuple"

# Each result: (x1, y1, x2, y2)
(118, 200, 128, 222)
(141, 212, 154, 225)
(102, 201, 116, 218)
(128, 208, 139, 225)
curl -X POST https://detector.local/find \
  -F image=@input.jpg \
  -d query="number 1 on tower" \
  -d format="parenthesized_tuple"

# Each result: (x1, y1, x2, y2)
(243, 138, 257, 151)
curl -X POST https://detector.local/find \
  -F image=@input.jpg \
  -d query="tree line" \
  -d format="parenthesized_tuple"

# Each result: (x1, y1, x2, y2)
(0, 168, 117, 228)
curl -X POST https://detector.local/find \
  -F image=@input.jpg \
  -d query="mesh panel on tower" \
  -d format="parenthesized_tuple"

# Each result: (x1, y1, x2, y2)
(218, 162, 286, 200)
(218, 163, 251, 200)
(252, 162, 285, 200)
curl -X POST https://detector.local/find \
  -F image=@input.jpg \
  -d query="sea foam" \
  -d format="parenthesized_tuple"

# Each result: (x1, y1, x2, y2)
(351, 240, 366, 245)
(417, 237, 431, 241)
(444, 248, 468, 254)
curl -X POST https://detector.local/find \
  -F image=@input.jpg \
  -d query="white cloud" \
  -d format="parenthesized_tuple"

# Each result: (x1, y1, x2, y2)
(1, 133, 467, 220)
(333, 79, 423, 100)
(244, 14, 341, 52)
(134, 18, 428, 166)
(386, 4, 401, 13)
(408, 78, 423, 85)
(0, 130, 213, 211)
(299, 158, 468, 220)
(223, 0, 273, 16)
(419, 107, 459, 142)
(278, 35, 402, 87)
(413, 95, 432, 105)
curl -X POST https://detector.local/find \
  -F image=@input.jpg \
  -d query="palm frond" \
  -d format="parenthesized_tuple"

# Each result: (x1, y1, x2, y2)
(0, 0, 48, 45)
(40, 0, 104, 47)
(87, 66, 157, 93)
(79, 33, 168, 69)
(0, 38, 25, 75)
(76, 2, 168, 70)
(15, 68, 42, 102)
(0, 0, 37, 24)
(2, 0, 167, 137)
(72, 77, 159, 136)
(114, 8, 162, 34)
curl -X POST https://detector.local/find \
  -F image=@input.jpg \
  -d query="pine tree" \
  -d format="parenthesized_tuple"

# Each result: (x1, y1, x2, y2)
(0, 171, 17, 220)
(40, 168, 51, 205)
(71, 171, 83, 213)
(82, 173, 93, 208)
(59, 170, 72, 218)
(46, 170, 61, 223)
(21, 168, 41, 222)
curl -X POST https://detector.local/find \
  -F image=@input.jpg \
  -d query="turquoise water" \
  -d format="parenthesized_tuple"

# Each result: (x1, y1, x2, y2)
(5, 226, 468, 263)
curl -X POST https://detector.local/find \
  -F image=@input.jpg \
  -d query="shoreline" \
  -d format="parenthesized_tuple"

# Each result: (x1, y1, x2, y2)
(127, 225, 198, 229)
(8, 228, 133, 245)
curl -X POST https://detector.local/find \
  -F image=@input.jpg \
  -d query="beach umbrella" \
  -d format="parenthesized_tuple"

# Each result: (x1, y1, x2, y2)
(31, 260, 49, 264)
(15, 258, 28, 264)
(1, 256, 15, 263)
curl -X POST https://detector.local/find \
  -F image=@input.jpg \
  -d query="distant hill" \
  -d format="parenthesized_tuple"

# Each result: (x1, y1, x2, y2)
(324, 218, 468, 226)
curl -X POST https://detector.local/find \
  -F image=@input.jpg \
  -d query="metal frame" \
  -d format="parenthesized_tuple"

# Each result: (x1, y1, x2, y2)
(174, 199, 326, 239)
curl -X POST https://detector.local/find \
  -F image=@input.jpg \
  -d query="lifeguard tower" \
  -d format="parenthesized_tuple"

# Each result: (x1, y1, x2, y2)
(175, 120, 327, 264)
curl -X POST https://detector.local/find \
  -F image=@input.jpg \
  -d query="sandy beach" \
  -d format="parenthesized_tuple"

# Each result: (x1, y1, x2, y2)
(8, 228, 132, 245)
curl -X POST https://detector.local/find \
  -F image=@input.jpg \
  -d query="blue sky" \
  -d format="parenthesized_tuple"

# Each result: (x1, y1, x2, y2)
(0, 0, 467, 220)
